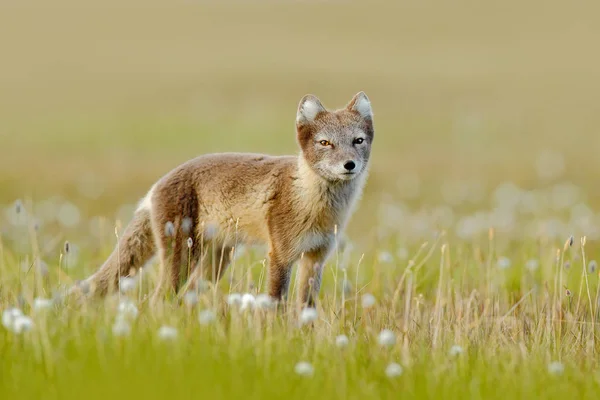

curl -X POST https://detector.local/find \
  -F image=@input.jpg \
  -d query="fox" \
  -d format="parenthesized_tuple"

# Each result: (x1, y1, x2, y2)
(69, 91, 374, 308)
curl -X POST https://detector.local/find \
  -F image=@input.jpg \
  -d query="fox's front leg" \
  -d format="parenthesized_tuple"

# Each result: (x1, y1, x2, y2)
(267, 247, 294, 305)
(297, 247, 330, 308)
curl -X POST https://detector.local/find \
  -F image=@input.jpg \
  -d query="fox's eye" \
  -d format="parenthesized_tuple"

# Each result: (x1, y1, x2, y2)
(319, 140, 331, 146)
(353, 138, 365, 145)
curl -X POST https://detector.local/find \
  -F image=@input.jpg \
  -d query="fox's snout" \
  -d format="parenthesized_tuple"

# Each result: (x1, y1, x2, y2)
(343, 160, 356, 171)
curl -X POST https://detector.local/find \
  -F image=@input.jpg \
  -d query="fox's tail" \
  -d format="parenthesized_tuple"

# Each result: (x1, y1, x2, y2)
(65, 208, 156, 299)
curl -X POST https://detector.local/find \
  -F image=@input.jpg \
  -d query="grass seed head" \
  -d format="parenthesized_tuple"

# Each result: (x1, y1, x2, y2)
(33, 298, 53, 312)
(2, 307, 23, 329)
(112, 317, 131, 337)
(240, 293, 255, 310)
(385, 363, 403, 378)
(378, 329, 396, 348)
(294, 362, 314, 377)
(548, 361, 565, 376)
(164, 221, 175, 237)
(300, 308, 318, 325)
(361, 293, 376, 308)
(198, 310, 217, 325)
(335, 335, 349, 348)
(226, 293, 242, 307)
(157, 326, 178, 340)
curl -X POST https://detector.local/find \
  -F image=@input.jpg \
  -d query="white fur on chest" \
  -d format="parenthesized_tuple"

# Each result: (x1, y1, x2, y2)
(295, 230, 332, 253)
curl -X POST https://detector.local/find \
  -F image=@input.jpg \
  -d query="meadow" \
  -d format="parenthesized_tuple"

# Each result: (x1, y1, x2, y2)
(2, 1, 600, 399)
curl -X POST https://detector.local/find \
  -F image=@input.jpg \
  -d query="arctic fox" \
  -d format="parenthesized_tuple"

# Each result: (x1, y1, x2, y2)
(73, 92, 374, 307)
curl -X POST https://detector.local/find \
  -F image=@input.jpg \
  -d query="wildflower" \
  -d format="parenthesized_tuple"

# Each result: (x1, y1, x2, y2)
(2, 308, 23, 329)
(240, 293, 255, 310)
(226, 293, 242, 307)
(164, 221, 175, 237)
(361, 293, 376, 308)
(378, 251, 393, 263)
(187, 237, 193, 249)
(33, 298, 53, 311)
(589, 260, 597, 273)
(117, 299, 138, 319)
(12, 316, 33, 334)
(385, 362, 403, 378)
(157, 326, 178, 340)
(294, 361, 314, 377)
(335, 334, 349, 348)
(255, 294, 275, 310)
(198, 310, 217, 325)
(300, 308, 318, 325)
(119, 277, 136, 294)
(497, 256, 511, 269)
(183, 291, 199, 307)
(548, 361, 564, 375)
(378, 329, 396, 348)
(112, 318, 131, 337)
(449, 345, 464, 357)
(525, 259, 539, 271)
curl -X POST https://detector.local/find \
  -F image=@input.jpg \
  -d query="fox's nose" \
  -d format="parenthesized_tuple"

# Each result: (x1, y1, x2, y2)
(343, 161, 356, 171)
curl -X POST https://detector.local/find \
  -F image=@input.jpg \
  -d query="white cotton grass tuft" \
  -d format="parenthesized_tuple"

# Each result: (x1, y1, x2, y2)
(361, 293, 376, 308)
(385, 362, 403, 378)
(378, 329, 396, 348)
(255, 294, 275, 310)
(294, 361, 314, 377)
(335, 334, 349, 348)
(12, 315, 34, 334)
(240, 293, 256, 310)
(525, 259, 539, 271)
(157, 326, 178, 340)
(226, 293, 242, 307)
(33, 298, 53, 312)
(164, 221, 175, 237)
(119, 277, 136, 294)
(117, 299, 139, 319)
(497, 256, 511, 269)
(300, 307, 318, 325)
(198, 310, 217, 325)
(548, 361, 565, 375)
(2, 307, 23, 329)
(183, 291, 199, 307)
(377, 251, 393, 263)
(449, 345, 465, 357)
(112, 317, 131, 337)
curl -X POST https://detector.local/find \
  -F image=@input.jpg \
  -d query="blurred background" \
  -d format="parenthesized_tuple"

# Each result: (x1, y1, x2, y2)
(1, 0, 600, 253)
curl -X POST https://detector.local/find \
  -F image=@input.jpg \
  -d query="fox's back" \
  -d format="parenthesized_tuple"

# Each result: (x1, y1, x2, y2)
(151, 152, 297, 243)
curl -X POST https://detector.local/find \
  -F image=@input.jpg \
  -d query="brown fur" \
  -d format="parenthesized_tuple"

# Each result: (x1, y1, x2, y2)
(71, 92, 374, 308)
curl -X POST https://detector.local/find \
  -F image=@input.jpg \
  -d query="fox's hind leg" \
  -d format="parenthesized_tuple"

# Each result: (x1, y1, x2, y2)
(150, 216, 203, 302)
(183, 242, 233, 292)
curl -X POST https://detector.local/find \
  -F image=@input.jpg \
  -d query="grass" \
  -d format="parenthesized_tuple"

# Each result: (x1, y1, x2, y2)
(3, 191, 600, 399)
(3, 1, 600, 398)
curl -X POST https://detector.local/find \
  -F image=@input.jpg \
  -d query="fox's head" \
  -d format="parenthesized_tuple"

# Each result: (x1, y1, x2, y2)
(296, 92, 374, 182)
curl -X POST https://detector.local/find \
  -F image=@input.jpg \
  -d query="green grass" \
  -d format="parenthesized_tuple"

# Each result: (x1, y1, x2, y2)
(2, 201, 600, 399)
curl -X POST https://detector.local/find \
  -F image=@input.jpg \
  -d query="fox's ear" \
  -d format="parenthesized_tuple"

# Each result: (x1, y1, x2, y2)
(346, 91, 373, 120)
(296, 94, 326, 124)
